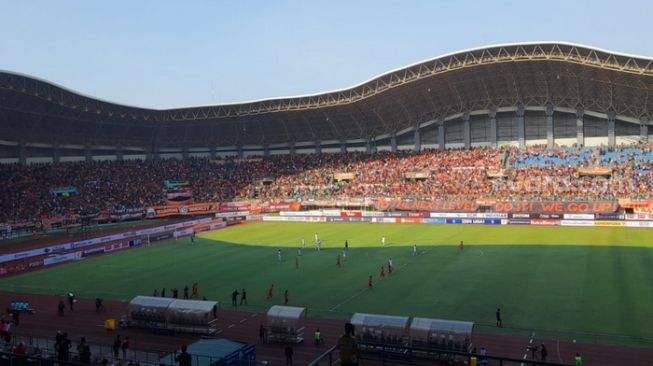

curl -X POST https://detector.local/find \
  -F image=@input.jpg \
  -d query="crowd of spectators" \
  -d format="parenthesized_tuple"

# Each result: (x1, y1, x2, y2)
(1, 144, 652, 223)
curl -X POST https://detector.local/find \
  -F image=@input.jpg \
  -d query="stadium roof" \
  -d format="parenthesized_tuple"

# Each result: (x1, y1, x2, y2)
(1, 42, 652, 148)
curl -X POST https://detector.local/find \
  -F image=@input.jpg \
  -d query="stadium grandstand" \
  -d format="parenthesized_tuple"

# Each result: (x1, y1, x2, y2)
(1, 42, 653, 225)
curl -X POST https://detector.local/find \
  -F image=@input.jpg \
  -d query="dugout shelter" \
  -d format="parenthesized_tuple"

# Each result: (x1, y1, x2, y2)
(127, 296, 218, 335)
(409, 317, 474, 352)
(264, 305, 306, 344)
(350, 312, 411, 346)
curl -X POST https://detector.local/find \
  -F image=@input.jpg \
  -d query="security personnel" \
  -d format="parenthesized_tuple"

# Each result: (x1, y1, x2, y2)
(575, 353, 582, 365)
(314, 328, 322, 345)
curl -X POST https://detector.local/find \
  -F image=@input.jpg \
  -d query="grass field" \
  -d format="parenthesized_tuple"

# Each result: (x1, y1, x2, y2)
(1, 222, 652, 345)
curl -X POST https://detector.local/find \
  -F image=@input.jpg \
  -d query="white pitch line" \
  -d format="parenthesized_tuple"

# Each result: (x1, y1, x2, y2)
(329, 288, 366, 311)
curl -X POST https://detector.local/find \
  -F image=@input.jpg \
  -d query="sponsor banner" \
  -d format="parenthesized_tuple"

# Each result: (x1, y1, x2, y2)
(625, 214, 653, 220)
(174, 228, 194, 238)
(340, 211, 362, 217)
(215, 211, 250, 218)
(0, 218, 209, 264)
(406, 212, 430, 218)
(360, 217, 373, 223)
(445, 218, 502, 225)
(399, 218, 420, 224)
(322, 210, 343, 217)
(304, 217, 327, 222)
(385, 212, 406, 218)
(560, 220, 593, 227)
(262, 216, 289, 222)
(146, 203, 221, 218)
(104, 242, 131, 253)
(595, 213, 624, 220)
(531, 219, 560, 226)
(83, 247, 106, 256)
(209, 222, 228, 230)
(420, 218, 446, 224)
(361, 211, 385, 217)
(563, 214, 595, 220)
(327, 217, 347, 223)
(508, 219, 531, 225)
(593, 221, 625, 227)
(264, 203, 301, 211)
(494, 202, 618, 214)
(624, 221, 653, 228)
(376, 199, 478, 212)
(510, 213, 532, 219)
(43, 252, 82, 266)
(535, 213, 563, 219)
(151, 232, 174, 242)
(431, 212, 508, 219)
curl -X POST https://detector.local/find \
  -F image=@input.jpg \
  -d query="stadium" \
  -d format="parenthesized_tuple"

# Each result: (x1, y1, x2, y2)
(0, 42, 652, 366)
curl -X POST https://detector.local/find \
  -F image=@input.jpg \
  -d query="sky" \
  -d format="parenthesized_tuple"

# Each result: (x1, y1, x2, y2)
(1, 0, 652, 109)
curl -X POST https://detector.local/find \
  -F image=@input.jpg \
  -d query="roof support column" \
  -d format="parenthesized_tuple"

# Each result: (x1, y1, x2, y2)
(641, 117, 649, 143)
(576, 107, 584, 147)
(414, 127, 421, 152)
(238, 146, 244, 158)
(53, 142, 61, 164)
(85, 144, 92, 162)
(607, 111, 616, 147)
(390, 134, 397, 152)
(18, 142, 26, 165)
(366, 139, 372, 154)
(438, 120, 445, 150)
(289, 142, 296, 156)
(340, 140, 347, 154)
(546, 104, 554, 149)
(463, 112, 471, 149)
(489, 109, 498, 147)
(209, 146, 216, 159)
(264, 144, 270, 157)
(315, 141, 321, 154)
(116, 145, 124, 161)
(182, 146, 189, 160)
(517, 106, 525, 148)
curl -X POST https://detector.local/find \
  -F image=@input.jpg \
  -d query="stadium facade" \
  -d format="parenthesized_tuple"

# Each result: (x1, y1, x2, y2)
(1, 42, 652, 164)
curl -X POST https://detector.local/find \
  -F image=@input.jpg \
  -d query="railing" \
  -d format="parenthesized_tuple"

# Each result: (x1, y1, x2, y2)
(307, 341, 574, 366)
(306, 345, 337, 366)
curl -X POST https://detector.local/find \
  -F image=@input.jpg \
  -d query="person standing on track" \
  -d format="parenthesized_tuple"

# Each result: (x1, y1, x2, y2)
(381, 236, 386, 247)
(267, 284, 274, 300)
(240, 288, 247, 305)
(575, 353, 582, 365)
(540, 343, 548, 362)
(231, 289, 239, 306)
(413, 244, 417, 256)
(496, 308, 502, 327)
(284, 289, 289, 305)
(336, 254, 341, 267)
(67, 292, 75, 311)
(460, 240, 464, 251)
(388, 258, 393, 274)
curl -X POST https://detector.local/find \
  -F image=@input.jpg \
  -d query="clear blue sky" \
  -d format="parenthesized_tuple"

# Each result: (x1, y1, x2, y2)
(1, 0, 651, 109)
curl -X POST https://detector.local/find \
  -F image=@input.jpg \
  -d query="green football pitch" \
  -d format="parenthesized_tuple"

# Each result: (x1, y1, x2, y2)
(1, 222, 653, 345)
